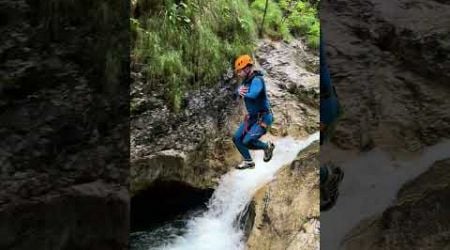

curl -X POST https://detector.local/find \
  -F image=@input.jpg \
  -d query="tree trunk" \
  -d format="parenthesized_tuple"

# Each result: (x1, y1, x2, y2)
(259, 0, 269, 36)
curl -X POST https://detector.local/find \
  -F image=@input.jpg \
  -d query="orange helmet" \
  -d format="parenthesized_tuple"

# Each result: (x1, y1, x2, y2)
(234, 55, 253, 72)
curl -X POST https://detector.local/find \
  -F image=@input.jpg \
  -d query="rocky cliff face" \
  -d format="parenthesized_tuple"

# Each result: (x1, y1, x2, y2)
(130, 71, 244, 193)
(0, 1, 129, 249)
(247, 142, 320, 250)
(321, 0, 450, 153)
(256, 39, 319, 138)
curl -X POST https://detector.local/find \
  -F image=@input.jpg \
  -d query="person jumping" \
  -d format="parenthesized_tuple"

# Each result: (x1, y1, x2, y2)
(320, 31, 345, 211)
(232, 54, 275, 170)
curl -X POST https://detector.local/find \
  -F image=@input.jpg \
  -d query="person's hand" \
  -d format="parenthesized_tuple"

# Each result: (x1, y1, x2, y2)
(239, 86, 248, 97)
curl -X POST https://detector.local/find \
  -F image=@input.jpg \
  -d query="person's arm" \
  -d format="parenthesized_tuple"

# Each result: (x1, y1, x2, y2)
(244, 78, 263, 99)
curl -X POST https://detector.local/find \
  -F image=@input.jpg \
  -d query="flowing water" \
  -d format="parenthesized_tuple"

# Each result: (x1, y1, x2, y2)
(131, 132, 320, 250)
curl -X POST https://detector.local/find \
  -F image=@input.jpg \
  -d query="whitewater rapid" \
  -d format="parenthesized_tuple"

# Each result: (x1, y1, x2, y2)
(155, 132, 320, 250)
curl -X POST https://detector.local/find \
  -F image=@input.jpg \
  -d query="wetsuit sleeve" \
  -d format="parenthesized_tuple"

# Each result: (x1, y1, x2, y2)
(244, 78, 263, 99)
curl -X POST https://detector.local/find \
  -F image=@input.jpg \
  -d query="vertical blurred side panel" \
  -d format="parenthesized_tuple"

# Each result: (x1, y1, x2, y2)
(0, 0, 130, 249)
(320, 0, 450, 249)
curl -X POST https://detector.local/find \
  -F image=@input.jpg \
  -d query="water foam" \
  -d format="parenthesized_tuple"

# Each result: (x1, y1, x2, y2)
(158, 133, 320, 250)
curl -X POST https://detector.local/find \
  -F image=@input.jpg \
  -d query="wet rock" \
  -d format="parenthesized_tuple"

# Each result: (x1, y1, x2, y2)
(322, 0, 450, 152)
(256, 39, 319, 139)
(247, 142, 320, 250)
(131, 150, 187, 195)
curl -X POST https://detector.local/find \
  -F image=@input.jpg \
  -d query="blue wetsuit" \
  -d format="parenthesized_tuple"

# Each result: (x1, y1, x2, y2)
(233, 71, 273, 161)
(320, 33, 342, 184)
(320, 34, 340, 145)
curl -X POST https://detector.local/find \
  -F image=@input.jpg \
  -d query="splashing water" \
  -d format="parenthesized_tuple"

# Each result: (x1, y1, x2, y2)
(145, 132, 319, 250)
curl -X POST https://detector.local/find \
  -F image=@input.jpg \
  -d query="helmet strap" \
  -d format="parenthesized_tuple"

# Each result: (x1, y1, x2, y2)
(244, 65, 252, 77)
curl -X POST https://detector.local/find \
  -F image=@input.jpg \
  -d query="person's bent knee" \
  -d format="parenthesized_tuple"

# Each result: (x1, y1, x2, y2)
(242, 137, 252, 147)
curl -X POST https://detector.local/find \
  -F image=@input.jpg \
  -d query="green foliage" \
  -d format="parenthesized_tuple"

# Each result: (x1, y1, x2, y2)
(285, 1, 319, 49)
(131, 0, 257, 112)
(131, 0, 319, 111)
(250, 0, 291, 41)
(281, 0, 320, 49)
(251, 0, 319, 48)
(306, 20, 319, 48)
(157, 51, 189, 112)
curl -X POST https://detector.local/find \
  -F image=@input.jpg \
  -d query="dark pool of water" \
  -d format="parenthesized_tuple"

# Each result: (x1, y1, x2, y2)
(130, 209, 206, 250)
